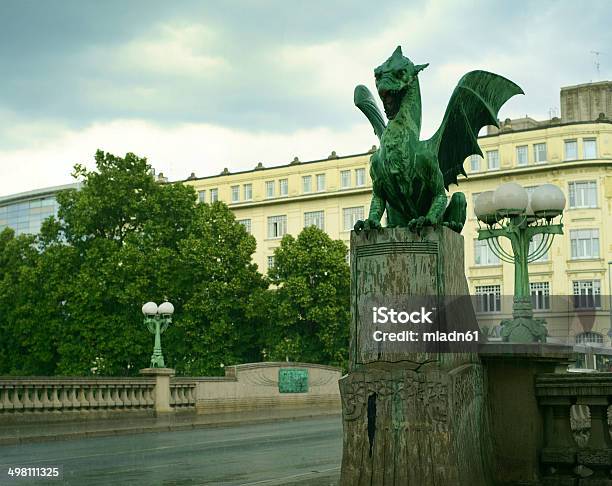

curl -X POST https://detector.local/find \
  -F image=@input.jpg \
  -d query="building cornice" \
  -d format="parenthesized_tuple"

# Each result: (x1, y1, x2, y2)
(226, 186, 372, 210)
(456, 159, 612, 186)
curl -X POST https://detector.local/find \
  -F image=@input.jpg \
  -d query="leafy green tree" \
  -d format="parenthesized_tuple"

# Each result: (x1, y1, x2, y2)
(1, 150, 267, 376)
(265, 226, 350, 368)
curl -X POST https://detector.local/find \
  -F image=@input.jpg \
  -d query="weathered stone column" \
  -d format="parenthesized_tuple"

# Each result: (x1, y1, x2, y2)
(140, 368, 175, 415)
(340, 227, 493, 485)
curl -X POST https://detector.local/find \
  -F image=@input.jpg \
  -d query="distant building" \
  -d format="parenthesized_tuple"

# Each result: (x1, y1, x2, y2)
(0, 184, 78, 236)
(561, 80, 612, 122)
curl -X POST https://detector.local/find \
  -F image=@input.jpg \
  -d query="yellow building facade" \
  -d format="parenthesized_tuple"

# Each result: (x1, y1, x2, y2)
(185, 119, 612, 345)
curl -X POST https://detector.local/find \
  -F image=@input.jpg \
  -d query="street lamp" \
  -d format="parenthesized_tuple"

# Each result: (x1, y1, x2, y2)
(142, 301, 174, 368)
(474, 183, 565, 343)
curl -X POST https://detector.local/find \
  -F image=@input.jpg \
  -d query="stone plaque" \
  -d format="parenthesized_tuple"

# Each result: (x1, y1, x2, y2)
(278, 368, 308, 393)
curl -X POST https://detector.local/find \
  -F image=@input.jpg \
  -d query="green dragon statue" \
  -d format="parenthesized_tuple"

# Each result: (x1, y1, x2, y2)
(353, 46, 523, 234)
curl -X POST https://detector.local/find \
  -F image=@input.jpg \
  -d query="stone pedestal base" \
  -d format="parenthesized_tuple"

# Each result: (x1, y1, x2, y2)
(340, 361, 492, 485)
(140, 367, 175, 415)
(340, 227, 492, 485)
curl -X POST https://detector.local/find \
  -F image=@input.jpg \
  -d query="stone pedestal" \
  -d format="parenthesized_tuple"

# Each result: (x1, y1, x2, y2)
(480, 343, 574, 485)
(140, 368, 175, 415)
(340, 227, 492, 485)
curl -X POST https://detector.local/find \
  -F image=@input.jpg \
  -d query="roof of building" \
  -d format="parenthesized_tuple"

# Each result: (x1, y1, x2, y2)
(0, 183, 78, 206)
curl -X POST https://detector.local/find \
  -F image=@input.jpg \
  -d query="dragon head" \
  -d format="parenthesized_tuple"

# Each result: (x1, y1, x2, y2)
(374, 46, 428, 120)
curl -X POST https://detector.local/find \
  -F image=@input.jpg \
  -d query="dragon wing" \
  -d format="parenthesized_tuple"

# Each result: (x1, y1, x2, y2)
(354, 85, 386, 140)
(425, 71, 523, 189)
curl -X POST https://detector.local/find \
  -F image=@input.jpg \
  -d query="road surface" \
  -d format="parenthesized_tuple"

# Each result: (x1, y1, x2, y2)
(0, 416, 342, 485)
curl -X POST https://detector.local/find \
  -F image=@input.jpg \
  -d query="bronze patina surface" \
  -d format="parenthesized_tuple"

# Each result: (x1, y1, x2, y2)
(353, 46, 523, 234)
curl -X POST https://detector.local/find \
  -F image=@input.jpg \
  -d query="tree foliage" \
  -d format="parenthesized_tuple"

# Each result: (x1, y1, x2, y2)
(265, 226, 350, 368)
(0, 150, 266, 376)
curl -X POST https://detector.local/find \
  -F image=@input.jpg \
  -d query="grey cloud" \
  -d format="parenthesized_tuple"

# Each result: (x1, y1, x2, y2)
(0, 0, 610, 144)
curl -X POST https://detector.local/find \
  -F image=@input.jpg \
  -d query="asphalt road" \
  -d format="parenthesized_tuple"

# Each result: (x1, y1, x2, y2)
(0, 416, 342, 486)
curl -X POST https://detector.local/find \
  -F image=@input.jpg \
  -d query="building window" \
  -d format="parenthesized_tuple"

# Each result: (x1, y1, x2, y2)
(470, 155, 481, 172)
(302, 175, 312, 193)
(534, 143, 547, 163)
(316, 174, 326, 192)
(516, 145, 528, 166)
(265, 181, 275, 198)
(340, 170, 351, 189)
(343, 207, 364, 231)
(576, 332, 604, 344)
(570, 229, 599, 259)
(583, 138, 597, 159)
(573, 280, 601, 309)
(474, 239, 500, 265)
(530, 282, 550, 310)
(198, 190, 206, 203)
(267, 215, 287, 239)
(231, 185, 239, 203)
(243, 184, 253, 201)
(564, 139, 578, 161)
(486, 150, 499, 170)
(355, 168, 365, 186)
(210, 188, 218, 203)
(475, 285, 501, 313)
(279, 178, 288, 196)
(238, 219, 251, 234)
(267, 256, 275, 271)
(304, 210, 324, 230)
(569, 181, 597, 208)
(528, 233, 549, 262)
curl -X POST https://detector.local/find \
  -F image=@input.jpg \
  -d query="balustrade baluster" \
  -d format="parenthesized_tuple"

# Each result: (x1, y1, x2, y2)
(21, 384, 35, 411)
(12, 384, 24, 411)
(87, 385, 99, 408)
(58, 385, 68, 410)
(136, 385, 146, 407)
(107, 385, 117, 407)
(77, 385, 89, 409)
(70, 385, 80, 409)
(581, 397, 612, 449)
(51, 385, 62, 410)
(146, 385, 154, 407)
(125, 385, 135, 407)
(116, 385, 126, 408)
(40, 384, 53, 410)
(1, 385, 13, 411)
(32, 385, 43, 410)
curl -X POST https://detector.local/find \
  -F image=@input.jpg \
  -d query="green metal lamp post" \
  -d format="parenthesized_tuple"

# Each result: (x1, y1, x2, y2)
(142, 301, 174, 368)
(474, 183, 566, 343)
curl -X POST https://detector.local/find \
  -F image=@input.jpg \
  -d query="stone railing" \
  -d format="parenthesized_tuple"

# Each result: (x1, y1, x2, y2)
(0, 377, 156, 414)
(169, 379, 196, 408)
(0, 362, 338, 425)
(536, 373, 612, 485)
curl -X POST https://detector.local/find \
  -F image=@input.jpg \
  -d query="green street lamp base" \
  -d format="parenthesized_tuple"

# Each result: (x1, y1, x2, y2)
(500, 317, 547, 343)
(150, 352, 166, 368)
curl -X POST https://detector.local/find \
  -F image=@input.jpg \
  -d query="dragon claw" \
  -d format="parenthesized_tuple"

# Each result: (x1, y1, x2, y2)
(354, 219, 381, 233)
(407, 216, 433, 234)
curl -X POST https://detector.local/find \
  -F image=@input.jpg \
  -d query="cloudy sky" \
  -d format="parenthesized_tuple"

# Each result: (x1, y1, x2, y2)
(0, 0, 610, 197)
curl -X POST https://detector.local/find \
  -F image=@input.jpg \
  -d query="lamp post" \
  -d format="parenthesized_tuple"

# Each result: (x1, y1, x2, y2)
(474, 183, 566, 343)
(142, 301, 174, 368)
